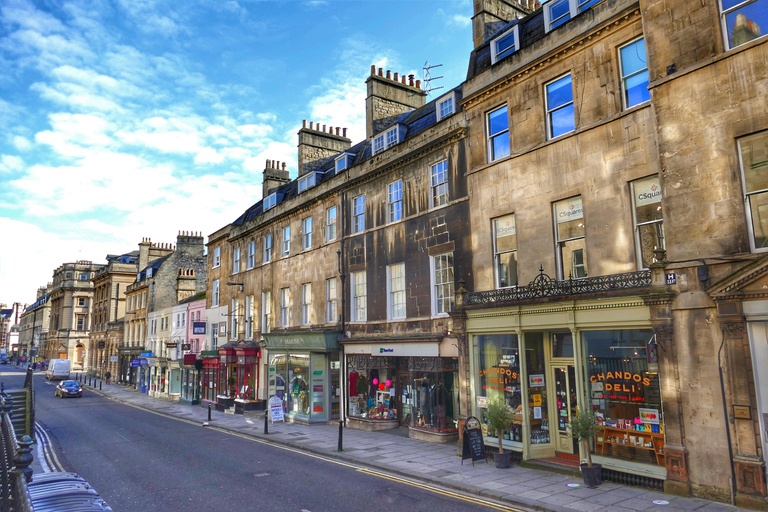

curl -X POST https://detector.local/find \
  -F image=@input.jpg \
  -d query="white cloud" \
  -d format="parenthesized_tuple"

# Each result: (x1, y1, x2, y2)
(194, 147, 224, 165)
(0, 155, 23, 173)
(12, 136, 32, 151)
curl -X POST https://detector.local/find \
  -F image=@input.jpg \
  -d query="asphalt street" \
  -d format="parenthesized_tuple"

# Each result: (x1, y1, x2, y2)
(18, 370, 524, 512)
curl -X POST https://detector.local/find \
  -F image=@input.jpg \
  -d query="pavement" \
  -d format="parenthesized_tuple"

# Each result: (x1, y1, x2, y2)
(29, 368, 756, 512)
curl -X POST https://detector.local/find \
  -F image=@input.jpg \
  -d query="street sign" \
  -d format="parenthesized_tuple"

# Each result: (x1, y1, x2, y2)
(269, 396, 284, 424)
(130, 359, 141, 367)
(666, 272, 676, 285)
(110, 356, 118, 362)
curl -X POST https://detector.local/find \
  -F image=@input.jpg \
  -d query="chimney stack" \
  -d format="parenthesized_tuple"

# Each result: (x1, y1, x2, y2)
(365, 65, 427, 139)
(297, 119, 352, 177)
(263, 158, 290, 197)
(472, 0, 532, 49)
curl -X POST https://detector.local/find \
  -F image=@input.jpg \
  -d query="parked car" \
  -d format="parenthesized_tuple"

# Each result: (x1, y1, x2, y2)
(55, 381, 82, 398)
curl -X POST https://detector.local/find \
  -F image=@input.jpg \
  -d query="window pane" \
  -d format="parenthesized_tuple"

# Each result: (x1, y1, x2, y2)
(550, 0, 571, 28)
(624, 72, 651, 107)
(488, 106, 509, 136)
(724, 1, 767, 48)
(620, 40, 647, 76)
(555, 197, 584, 241)
(633, 176, 663, 223)
(578, 0, 601, 11)
(547, 75, 573, 110)
(740, 131, 768, 193)
(749, 190, 768, 248)
(494, 214, 517, 252)
(561, 238, 588, 278)
(497, 251, 518, 288)
(638, 222, 666, 267)
(496, 31, 516, 60)
(550, 103, 575, 138)
(492, 135, 511, 160)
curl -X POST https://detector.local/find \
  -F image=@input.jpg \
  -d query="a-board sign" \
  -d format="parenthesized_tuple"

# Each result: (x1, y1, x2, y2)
(269, 396, 284, 423)
(461, 416, 486, 465)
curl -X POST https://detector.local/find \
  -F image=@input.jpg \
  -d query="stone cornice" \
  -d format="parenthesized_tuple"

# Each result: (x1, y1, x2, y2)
(461, 6, 642, 110)
(466, 299, 645, 319)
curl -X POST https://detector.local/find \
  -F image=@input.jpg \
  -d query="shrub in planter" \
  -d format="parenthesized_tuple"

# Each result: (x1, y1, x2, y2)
(570, 408, 603, 487)
(486, 399, 515, 468)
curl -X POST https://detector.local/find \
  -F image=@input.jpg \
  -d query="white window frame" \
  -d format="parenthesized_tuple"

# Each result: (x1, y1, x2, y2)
(618, 37, 650, 110)
(351, 271, 367, 323)
(230, 298, 239, 339)
(326, 206, 337, 242)
(213, 246, 221, 268)
(261, 291, 271, 334)
(553, 196, 588, 280)
(247, 242, 256, 270)
(353, 195, 365, 233)
(263, 234, 272, 263)
(430, 253, 454, 317)
(491, 25, 520, 64)
(283, 226, 291, 256)
(436, 91, 458, 121)
(737, 131, 768, 253)
(232, 247, 241, 274)
(245, 295, 253, 339)
(280, 288, 290, 327)
(264, 193, 277, 210)
(388, 180, 403, 223)
(720, 0, 767, 50)
(545, 73, 575, 140)
(630, 175, 665, 269)
(487, 105, 510, 162)
(335, 154, 351, 173)
(543, 0, 600, 32)
(493, 214, 519, 289)
(373, 126, 399, 155)
(298, 173, 317, 193)
(387, 263, 406, 320)
(431, 161, 449, 208)
(301, 283, 312, 325)
(326, 278, 337, 324)
(212, 279, 220, 307)
(302, 217, 313, 250)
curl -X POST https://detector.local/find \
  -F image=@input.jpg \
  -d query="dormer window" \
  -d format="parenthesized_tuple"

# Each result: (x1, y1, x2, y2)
(436, 91, 459, 121)
(335, 154, 351, 173)
(491, 26, 520, 64)
(373, 126, 401, 155)
(544, 0, 601, 32)
(298, 173, 318, 193)
(264, 193, 277, 210)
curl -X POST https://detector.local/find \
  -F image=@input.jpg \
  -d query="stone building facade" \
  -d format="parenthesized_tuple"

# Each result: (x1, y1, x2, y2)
(42, 260, 104, 368)
(18, 288, 51, 361)
(452, 0, 767, 507)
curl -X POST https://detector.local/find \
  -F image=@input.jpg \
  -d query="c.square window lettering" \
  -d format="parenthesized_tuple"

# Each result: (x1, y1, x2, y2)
(431, 161, 449, 208)
(487, 105, 510, 162)
(494, 214, 518, 288)
(282, 226, 291, 256)
(431, 253, 454, 316)
(631, 176, 665, 268)
(351, 271, 367, 322)
(213, 246, 221, 268)
(721, 0, 767, 49)
(263, 234, 272, 263)
(738, 131, 768, 252)
(387, 263, 406, 319)
(491, 26, 520, 63)
(353, 195, 366, 233)
(546, 74, 575, 139)
(554, 196, 587, 279)
(326, 206, 337, 241)
(619, 38, 650, 109)
(388, 180, 403, 223)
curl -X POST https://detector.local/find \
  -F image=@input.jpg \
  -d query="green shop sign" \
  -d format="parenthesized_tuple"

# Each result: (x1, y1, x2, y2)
(263, 332, 340, 352)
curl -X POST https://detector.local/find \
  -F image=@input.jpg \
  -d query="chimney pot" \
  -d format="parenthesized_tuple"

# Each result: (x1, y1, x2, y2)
(335, 127, 340, 136)
(401, 75, 406, 84)
(310, 121, 314, 130)
(416, 80, 421, 89)
(323, 124, 326, 132)
(343, 128, 347, 137)
(386, 70, 391, 79)
(302, 120, 306, 128)
(378, 67, 383, 76)
(409, 75, 414, 86)
(282, 162, 286, 171)
(394, 72, 399, 81)
(371, 64, 376, 75)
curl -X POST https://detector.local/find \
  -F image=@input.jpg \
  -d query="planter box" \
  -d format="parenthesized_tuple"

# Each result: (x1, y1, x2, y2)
(409, 427, 459, 444)
(347, 416, 399, 432)
(234, 400, 265, 415)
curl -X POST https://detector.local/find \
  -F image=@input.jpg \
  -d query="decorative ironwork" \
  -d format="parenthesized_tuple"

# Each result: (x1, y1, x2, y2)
(465, 269, 651, 306)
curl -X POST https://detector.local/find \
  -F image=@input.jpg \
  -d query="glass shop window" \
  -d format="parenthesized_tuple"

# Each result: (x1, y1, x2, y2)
(477, 334, 523, 442)
(526, 333, 551, 445)
(348, 360, 397, 421)
(408, 367, 459, 433)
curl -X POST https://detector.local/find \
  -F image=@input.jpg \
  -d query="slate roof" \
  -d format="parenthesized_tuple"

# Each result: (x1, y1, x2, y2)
(0, 310, 12, 319)
(231, 84, 463, 228)
(24, 294, 50, 312)
(136, 253, 172, 282)
(178, 291, 206, 305)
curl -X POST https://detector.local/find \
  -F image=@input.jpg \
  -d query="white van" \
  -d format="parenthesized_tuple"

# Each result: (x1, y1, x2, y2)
(46, 359, 71, 381)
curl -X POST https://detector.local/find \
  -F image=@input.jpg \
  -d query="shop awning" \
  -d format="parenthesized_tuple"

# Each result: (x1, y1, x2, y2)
(263, 331, 340, 352)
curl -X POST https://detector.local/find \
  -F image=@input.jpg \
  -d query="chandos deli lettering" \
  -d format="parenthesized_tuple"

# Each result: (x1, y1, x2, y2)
(590, 371, 651, 392)
(479, 367, 519, 384)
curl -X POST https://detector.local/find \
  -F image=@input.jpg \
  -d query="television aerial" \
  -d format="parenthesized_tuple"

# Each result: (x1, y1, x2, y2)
(423, 61, 444, 96)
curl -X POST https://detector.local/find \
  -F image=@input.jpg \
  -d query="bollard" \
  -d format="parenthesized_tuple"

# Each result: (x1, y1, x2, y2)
(208, 403, 212, 422)
(264, 410, 268, 435)
(337, 420, 343, 452)
(100, 381, 102, 391)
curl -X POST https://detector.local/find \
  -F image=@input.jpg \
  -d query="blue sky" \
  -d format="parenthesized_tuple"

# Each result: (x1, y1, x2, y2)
(0, 0, 473, 307)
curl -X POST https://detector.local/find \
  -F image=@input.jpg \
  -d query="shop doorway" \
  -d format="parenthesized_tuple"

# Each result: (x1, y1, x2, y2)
(552, 364, 578, 454)
(397, 373, 411, 427)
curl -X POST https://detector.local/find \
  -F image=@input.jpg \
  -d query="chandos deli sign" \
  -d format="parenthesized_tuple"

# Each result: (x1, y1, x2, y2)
(590, 371, 652, 402)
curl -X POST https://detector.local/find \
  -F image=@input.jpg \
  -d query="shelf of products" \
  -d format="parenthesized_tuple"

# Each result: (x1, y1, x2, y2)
(595, 426, 665, 466)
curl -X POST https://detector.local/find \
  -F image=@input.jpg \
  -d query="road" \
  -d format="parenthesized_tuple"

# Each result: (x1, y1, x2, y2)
(0, 368, 523, 512)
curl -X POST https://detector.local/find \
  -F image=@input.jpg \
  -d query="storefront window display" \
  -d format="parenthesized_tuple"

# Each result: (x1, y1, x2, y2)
(268, 353, 326, 419)
(583, 329, 665, 466)
(476, 334, 523, 442)
(347, 355, 397, 421)
(526, 333, 550, 445)
(202, 358, 219, 402)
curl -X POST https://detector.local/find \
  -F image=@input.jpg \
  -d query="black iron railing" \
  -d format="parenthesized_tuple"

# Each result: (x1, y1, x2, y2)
(464, 269, 651, 306)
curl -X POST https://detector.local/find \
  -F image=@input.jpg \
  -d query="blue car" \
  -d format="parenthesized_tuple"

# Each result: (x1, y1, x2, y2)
(55, 380, 83, 398)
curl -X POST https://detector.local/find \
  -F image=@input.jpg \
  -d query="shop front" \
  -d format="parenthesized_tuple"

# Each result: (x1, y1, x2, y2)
(180, 354, 201, 404)
(343, 339, 460, 443)
(118, 347, 143, 386)
(169, 359, 182, 400)
(263, 331, 340, 425)
(467, 297, 667, 480)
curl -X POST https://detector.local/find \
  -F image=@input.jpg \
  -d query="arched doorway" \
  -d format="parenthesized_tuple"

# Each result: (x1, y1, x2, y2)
(75, 343, 85, 367)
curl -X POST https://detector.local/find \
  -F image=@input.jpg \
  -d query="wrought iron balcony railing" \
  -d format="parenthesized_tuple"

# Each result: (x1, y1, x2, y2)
(463, 269, 651, 306)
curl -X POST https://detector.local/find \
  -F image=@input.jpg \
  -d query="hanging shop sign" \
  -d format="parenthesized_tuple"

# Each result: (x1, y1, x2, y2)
(193, 322, 206, 335)
(98, 341, 106, 349)
(182, 344, 191, 350)
(166, 343, 178, 348)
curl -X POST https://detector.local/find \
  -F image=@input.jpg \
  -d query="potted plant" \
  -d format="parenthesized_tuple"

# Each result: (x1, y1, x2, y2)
(570, 408, 603, 487)
(486, 398, 516, 468)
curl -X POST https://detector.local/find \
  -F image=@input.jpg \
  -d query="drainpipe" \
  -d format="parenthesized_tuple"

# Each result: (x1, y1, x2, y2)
(339, 189, 347, 425)
(718, 328, 738, 505)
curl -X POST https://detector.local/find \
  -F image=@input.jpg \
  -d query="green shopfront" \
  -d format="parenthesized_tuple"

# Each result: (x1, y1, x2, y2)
(263, 331, 341, 425)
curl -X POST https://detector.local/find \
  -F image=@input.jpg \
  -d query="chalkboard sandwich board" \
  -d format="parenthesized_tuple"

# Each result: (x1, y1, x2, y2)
(461, 416, 486, 465)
